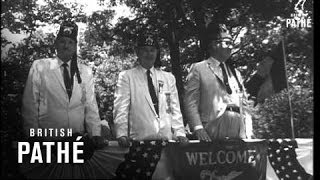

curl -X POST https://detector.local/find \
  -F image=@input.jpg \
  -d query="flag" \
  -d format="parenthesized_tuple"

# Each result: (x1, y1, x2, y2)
(267, 139, 313, 180)
(115, 140, 167, 180)
(244, 40, 288, 105)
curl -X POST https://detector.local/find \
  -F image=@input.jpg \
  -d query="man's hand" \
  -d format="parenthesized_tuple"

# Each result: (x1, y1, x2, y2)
(92, 136, 108, 149)
(118, 136, 130, 147)
(194, 129, 212, 142)
(176, 136, 189, 145)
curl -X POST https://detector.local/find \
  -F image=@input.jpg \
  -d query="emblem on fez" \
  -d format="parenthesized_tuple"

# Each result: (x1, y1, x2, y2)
(146, 36, 154, 45)
(63, 27, 73, 35)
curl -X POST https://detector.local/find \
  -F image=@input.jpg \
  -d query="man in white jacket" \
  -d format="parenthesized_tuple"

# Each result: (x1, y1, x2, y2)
(184, 23, 254, 141)
(113, 32, 188, 147)
(22, 21, 104, 146)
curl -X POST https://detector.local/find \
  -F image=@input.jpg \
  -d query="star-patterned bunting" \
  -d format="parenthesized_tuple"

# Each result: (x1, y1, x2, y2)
(267, 139, 312, 180)
(116, 140, 167, 180)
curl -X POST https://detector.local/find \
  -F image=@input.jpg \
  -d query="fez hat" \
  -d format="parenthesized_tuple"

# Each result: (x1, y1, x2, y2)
(56, 21, 78, 42)
(205, 23, 228, 42)
(137, 32, 159, 48)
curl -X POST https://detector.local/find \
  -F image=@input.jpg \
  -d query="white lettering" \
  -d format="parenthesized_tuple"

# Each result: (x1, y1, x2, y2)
(31, 142, 43, 163)
(237, 151, 247, 163)
(286, 19, 292, 27)
(57, 142, 69, 163)
(199, 152, 208, 166)
(60, 129, 65, 137)
(286, 18, 312, 28)
(48, 128, 53, 136)
(37, 129, 42, 137)
(27, 128, 73, 137)
(299, 19, 306, 27)
(208, 152, 216, 165)
(217, 151, 225, 164)
(67, 129, 72, 137)
(17, 139, 84, 163)
(29, 129, 35, 137)
(43, 142, 54, 163)
(185, 152, 198, 165)
(226, 151, 236, 164)
(307, 19, 311, 27)
(18, 142, 30, 163)
(73, 140, 84, 163)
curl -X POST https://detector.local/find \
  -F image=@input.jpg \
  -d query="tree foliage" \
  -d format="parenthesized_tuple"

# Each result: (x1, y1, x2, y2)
(1, 1, 314, 177)
(253, 87, 313, 139)
(1, 0, 313, 142)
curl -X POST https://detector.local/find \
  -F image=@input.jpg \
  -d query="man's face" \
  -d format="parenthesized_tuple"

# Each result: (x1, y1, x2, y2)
(55, 37, 77, 62)
(136, 46, 158, 69)
(209, 30, 233, 62)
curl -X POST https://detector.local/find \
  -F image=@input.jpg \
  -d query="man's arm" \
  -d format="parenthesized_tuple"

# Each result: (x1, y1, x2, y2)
(183, 64, 203, 130)
(21, 61, 41, 137)
(184, 64, 211, 141)
(83, 66, 101, 137)
(168, 73, 186, 138)
(113, 71, 130, 139)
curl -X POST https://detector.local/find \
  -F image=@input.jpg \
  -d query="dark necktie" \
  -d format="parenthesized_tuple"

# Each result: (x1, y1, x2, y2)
(219, 62, 232, 94)
(147, 70, 159, 115)
(62, 63, 72, 99)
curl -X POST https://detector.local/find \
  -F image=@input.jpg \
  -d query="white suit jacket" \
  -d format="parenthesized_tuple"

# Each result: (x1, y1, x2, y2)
(184, 57, 253, 138)
(22, 57, 101, 138)
(113, 65, 186, 140)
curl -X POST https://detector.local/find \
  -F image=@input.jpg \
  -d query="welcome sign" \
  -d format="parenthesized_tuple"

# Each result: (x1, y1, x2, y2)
(166, 139, 268, 180)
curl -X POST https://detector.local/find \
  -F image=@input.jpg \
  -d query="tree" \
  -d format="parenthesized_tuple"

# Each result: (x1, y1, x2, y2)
(253, 87, 313, 138)
(1, 0, 313, 147)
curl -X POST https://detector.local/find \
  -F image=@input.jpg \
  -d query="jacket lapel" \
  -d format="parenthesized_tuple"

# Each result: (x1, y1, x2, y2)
(51, 58, 67, 92)
(207, 60, 224, 83)
(69, 62, 88, 105)
(137, 67, 158, 117)
(69, 73, 78, 104)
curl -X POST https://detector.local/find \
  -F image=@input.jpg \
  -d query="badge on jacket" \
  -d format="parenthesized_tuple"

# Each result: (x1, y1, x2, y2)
(158, 80, 164, 92)
(165, 92, 172, 114)
(80, 81, 86, 105)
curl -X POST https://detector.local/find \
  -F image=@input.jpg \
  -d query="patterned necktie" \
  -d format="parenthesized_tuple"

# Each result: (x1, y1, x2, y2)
(219, 62, 232, 94)
(62, 63, 72, 99)
(147, 70, 159, 115)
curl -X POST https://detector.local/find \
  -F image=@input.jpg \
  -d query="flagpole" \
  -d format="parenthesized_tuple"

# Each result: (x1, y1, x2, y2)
(281, 38, 295, 139)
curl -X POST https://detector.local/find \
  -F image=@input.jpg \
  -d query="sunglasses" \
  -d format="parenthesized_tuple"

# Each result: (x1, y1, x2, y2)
(214, 38, 234, 48)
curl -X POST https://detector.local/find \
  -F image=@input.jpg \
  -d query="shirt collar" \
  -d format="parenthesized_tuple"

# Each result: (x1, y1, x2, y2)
(57, 56, 71, 67)
(139, 65, 155, 75)
(208, 56, 223, 67)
